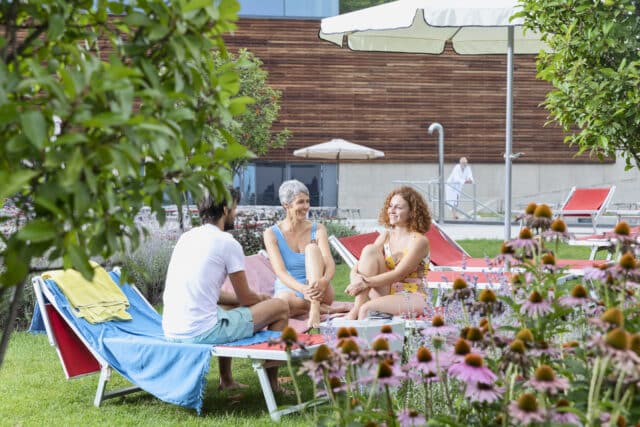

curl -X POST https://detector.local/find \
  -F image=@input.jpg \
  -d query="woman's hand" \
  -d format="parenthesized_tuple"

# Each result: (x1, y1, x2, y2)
(305, 277, 330, 301)
(345, 275, 369, 296)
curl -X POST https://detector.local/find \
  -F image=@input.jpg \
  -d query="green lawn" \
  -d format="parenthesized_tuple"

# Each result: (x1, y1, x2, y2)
(332, 239, 593, 300)
(0, 238, 595, 425)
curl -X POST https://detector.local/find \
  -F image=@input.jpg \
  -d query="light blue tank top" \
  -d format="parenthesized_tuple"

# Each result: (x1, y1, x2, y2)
(272, 222, 317, 283)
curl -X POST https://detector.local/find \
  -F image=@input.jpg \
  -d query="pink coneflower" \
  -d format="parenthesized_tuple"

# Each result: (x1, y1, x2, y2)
(559, 283, 592, 308)
(359, 359, 404, 388)
(550, 399, 582, 426)
(465, 381, 504, 403)
(299, 344, 343, 384)
(529, 340, 561, 358)
(373, 324, 403, 342)
(396, 409, 426, 427)
(519, 290, 553, 318)
(508, 393, 545, 424)
(506, 227, 540, 253)
(542, 218, 573, 241)
(525, 365, 569, 394)
(448, 353, 496, 384)
(592, 328, 640, 373)
(421, 315, 457, 337)
(403, 346, 439, 381)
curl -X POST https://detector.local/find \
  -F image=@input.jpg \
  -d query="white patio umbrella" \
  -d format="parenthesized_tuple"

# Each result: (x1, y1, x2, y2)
(320, 0, 548, 240)
(293, 138, 385, 208)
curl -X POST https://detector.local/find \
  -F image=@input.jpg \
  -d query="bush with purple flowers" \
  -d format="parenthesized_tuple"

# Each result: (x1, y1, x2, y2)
(278, 205, 640, 426)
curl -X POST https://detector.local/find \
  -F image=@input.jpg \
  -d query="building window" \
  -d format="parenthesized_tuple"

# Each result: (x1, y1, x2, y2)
(235, 162, 337, 207)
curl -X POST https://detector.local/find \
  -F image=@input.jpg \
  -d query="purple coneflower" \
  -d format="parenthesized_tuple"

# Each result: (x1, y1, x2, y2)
(373, 324, 403, 342)
(559, 283, 592, 308)
(299, 344, 342, 383)
(508, 393, 545, 424)
(421, 315, 457, 337)
(525, 364, 569, 394)
(465, 381, 504, 403)
(448, 353, 496, 384)
(550, 399, 582, 426)
(507, 227, 540, 253)
(542, 218, 573, 241)
(519, 290, 553, 318)
(592, 328, 640, 373)
(359, 359, 404, 388)
(403, 346, 439, 381)
(396, 409, 426, 427)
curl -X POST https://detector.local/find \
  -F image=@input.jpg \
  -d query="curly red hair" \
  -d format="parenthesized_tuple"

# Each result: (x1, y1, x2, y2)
(378, 186, 431, 234)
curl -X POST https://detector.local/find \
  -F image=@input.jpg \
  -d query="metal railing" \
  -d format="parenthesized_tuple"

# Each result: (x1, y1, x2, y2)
(392, 178, 503, 222)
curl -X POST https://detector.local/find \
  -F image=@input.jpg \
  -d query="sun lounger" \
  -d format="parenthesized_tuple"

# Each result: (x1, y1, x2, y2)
(30, 268, 323, 421)
(329, 224, 495, 271)
(558, 186, 616, 233)
(328, 232, 508, 291)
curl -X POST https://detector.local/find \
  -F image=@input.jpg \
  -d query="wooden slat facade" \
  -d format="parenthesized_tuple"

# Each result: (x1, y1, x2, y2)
(226, 18, 603, 164)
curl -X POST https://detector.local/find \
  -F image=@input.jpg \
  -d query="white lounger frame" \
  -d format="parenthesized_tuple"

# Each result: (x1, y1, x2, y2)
(32, 273, 322, 421)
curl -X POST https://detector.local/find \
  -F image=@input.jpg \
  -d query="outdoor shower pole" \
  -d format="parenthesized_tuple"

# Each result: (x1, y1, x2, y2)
(504, 26, 514, 241)
(428, 123, 444, 223)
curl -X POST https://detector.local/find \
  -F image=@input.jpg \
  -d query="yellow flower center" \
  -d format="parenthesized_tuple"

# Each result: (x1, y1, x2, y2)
(454, 338, 471, 355)
(466, 327, 484, 342)
(534, 364, 556, 382)
(571, 284, 588, 298)
(550, 218, 567, 232)
(605, 328, 630, 351)
(432, 315, 445, 327)
(601, 307, 624, 328)
(372, 338, 390, 352)
(528, 290, 543, 303)
(479, 289, 497, 303)
(510, 339, 526, 354)
(313, 344, 332, 362)
(453, 277, 468, 290)
(517, 393, 539, 412)
(515, 328, 534, 342)
(377, 361, 393, 378)
(519, 227, 533, 239)
(336, 327, 350, 339)
(464, 353, 483, 367)
(614, 221, 631, 236)
(525, 202, 537, 215)
(417, 346, 433, 363)
(533, 203, 553, 218)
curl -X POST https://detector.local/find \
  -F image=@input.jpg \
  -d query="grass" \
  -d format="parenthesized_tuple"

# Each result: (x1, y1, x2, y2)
(1, 238, 595, 425)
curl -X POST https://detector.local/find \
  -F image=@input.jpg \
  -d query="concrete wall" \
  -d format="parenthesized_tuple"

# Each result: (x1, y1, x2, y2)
(339, 159, 640, 219)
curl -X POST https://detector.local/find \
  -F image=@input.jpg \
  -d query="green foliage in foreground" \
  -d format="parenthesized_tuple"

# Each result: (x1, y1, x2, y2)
(0, 0, 249, 287)
(520, 0, 640, 168)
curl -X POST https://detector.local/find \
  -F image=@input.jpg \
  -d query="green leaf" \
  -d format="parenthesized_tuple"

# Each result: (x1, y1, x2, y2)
(0, 170, 37, 199)
(48, 14, 65, 40)
(228, 96, 254, 116)
(183, 0, 212, 13)
(16, 220, 58, 243)
(20, 110, 47, 148)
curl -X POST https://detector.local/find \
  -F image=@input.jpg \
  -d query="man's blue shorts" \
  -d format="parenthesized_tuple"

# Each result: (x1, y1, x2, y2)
(178, 306, 254, 345)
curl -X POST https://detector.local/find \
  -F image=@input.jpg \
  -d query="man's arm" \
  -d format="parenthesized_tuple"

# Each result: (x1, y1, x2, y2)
(228, 270, 265, 307)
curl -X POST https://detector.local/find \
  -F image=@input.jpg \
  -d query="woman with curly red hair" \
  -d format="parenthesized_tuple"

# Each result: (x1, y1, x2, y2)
(345, 186, 432, 320)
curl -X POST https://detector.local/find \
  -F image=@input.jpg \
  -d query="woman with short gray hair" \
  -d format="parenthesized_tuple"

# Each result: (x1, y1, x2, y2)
(263, 179, 337, 328)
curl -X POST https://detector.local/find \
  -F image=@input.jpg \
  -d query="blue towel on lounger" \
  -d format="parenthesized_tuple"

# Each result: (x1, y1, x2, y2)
(29, 271, 279, 414)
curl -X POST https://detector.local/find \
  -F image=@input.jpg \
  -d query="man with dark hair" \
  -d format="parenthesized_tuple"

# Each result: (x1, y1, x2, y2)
(162, 188, 289, 391)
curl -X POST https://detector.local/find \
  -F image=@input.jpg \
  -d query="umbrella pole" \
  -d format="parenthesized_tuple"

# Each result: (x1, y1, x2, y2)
(504, 26, 514, 241)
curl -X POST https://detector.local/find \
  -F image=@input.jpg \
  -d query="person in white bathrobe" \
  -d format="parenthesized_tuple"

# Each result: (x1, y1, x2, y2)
(445, 157, 474, 219)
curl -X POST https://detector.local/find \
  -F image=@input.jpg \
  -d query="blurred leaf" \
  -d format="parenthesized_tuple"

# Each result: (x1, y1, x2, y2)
(20, 110, 47, 148)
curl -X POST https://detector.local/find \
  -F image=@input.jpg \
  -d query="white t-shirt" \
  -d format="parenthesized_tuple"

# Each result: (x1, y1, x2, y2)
(162, 224, 245, 339)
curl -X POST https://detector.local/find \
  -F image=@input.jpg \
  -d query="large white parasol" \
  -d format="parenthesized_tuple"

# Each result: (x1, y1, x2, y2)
(320, 0, 548, 239)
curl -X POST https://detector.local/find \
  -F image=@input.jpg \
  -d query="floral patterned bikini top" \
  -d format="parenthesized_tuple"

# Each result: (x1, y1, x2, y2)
(383, 233, 430, 295)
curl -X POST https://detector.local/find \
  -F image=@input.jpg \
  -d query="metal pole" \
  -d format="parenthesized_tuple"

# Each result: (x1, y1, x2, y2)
(428, 123, 444, 223)
(504, 26, 514, 241)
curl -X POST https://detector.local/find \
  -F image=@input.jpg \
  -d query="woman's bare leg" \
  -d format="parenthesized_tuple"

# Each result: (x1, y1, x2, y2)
(357, 293, 427, 320)
(305, 243, 325, 328)
(346, 244, 386, 320)
(275, 291, 309, 317)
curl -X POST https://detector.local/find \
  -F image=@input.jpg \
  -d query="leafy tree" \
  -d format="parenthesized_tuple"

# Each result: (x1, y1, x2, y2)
(519, 0, 640, 168)
(213, 49, 291, 175)
(0, 0, 251, 362)
(340, 0, 394, 13)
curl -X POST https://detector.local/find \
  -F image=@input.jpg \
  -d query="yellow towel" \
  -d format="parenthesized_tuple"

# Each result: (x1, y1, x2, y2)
(43, 261, 131, 323)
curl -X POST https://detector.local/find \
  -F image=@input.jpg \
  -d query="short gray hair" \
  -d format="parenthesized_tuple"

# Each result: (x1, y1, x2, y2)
(279, 179, 309, 206)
